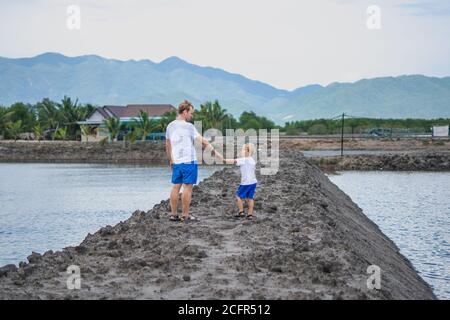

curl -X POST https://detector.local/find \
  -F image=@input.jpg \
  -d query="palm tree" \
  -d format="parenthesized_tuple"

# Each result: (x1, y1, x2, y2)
(136, 111, 160, 141)
(159, 110, 177, 132)
(124, 122, 138, 148)
(0, 107, 14, 138)
(210, 100, 228, 129)
(33, 123, 43, 142)
(54, 127, 68, 141)
(36, 98, 61, 140)
(7, 120, 23, 141)
(78, 103, 96, 121)
(196, 100, 228, 130)
(80, 125, 91, 142)
(59, 96, 81, 140)
(105, 117, 120, 142)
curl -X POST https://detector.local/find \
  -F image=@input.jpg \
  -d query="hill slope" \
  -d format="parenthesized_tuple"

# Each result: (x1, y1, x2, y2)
(1, 53, 449, 121)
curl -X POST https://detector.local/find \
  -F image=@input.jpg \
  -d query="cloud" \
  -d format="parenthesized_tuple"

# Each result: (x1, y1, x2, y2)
(397, 0, 450, 16)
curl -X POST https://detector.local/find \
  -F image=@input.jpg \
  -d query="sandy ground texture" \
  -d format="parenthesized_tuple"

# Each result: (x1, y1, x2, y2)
(0, 151, 436, 299)
(310, 151, 450, 172)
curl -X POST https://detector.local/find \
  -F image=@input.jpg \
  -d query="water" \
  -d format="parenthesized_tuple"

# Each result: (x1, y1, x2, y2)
(329, 171, 450, 300)
(1, 164, 448, 299)
(0, 163, 219, 267)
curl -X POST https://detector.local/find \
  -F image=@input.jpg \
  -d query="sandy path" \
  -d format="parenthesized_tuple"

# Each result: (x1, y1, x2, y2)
(0, 150, 436, 299)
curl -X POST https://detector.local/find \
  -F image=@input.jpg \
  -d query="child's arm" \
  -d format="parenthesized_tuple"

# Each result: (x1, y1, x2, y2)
(213, 150, 237, 165)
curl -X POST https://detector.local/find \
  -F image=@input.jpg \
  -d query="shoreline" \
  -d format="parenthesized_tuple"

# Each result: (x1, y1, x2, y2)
(309, 151, 450, 172)
(0, 150, 436, 299)
(1, 140, 449, 171)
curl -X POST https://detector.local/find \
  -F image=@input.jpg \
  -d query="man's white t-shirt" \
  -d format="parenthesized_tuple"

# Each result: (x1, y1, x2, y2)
(166, 120, 200, 164)
(236, 157, 257, 185)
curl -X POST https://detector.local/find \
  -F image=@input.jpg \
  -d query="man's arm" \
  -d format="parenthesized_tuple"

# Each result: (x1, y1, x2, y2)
(213, 149, 236, 165)
(196, 134, 236, 164)
(165, 138, 173, 169)
(195, 135, 211, 149)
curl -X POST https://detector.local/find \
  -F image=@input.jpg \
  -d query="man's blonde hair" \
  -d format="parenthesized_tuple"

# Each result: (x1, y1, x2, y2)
(178, 100, 194, 114)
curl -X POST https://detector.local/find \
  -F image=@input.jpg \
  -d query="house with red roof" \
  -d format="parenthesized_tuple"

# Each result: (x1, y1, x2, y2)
(77, 104, 175, 142)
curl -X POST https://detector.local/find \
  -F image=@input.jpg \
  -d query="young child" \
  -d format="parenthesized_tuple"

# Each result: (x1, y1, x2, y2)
(214, 143, 257, 219)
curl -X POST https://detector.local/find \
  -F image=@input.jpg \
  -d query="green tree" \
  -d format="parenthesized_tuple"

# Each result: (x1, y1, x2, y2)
(59, 96, 82, 140)
(33, 123, 43, 142)
(239, 111, 275, 130)
(54, 127, 68, 141)
(80, 125, 91, 142)
(195, 100, 228, 130)
(137, 110, 160, 141)
(6, 120, 23, 141)
(159, 110, 177, 132)
(104, 117, 120, 142)
(124, 121, 138, 147)
(36, 98, 61, 139)
(0, 107, 14, 138)
(8, 103, 35, 132)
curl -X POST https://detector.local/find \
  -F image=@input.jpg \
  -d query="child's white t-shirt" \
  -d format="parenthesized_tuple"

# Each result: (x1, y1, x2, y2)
(236, 157, 257, 185)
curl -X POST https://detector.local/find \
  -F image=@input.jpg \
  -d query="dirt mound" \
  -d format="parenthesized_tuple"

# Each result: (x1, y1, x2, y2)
(0, 150, 436, 299)
(311, 152, 450, 171)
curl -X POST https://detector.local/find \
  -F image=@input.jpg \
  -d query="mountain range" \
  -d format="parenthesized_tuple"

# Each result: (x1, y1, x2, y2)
(1, 52, 449, 123)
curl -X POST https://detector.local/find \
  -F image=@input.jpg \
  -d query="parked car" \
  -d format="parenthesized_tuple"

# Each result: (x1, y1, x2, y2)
(43, 129, 57, 140)
(369, 128, 392, 137)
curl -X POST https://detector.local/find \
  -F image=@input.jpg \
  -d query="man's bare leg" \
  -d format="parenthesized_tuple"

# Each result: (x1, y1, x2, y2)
(170, 184, 182, 217)
(182, 184, 193, 218)
(247, 199, 254, 216)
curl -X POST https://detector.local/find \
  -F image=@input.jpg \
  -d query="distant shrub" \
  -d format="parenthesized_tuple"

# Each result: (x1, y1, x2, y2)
(99, 137, 108, 147)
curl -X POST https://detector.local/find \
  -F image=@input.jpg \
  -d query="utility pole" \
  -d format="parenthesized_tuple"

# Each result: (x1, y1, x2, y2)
(341, 113, 345, 157)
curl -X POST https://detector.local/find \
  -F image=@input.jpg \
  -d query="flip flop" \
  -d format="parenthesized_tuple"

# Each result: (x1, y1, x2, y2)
(246, 214, 255, 220)
(181, 215, 198, 223)
(234, 211, 245, 218)
(169, 215, 180, 222)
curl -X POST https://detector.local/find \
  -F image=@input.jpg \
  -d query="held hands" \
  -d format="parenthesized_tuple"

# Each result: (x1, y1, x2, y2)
(211, 149, 236, 164)
(212, 148, 224, 161)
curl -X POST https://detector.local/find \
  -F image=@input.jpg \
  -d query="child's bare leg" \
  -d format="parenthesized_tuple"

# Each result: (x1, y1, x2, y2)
(236, 196, 244, 213)
(247, 199, 254, 216)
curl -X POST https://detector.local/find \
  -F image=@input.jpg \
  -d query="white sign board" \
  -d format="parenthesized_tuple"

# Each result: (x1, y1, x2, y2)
(433, 125, 449, 137)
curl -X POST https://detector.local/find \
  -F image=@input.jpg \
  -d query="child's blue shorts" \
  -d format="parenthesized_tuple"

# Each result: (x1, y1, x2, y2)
(236, 183, 257, 199)
(172, 161, 198, 185)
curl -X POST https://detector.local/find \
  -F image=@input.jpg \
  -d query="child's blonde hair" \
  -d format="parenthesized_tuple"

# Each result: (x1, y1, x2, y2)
(242, 143, 255, 157)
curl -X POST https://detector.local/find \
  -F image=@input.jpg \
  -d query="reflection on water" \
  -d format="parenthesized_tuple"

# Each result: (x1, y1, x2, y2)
(329, 171, 450, 300)
(0, 163, 219, 267)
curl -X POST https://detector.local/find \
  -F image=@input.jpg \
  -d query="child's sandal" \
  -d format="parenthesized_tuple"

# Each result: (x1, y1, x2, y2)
(246, 214, 254, 220)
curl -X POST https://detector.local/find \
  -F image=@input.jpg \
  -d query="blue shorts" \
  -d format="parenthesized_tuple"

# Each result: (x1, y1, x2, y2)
(236, 183, 257, 199)
(172, 161, 198, 185)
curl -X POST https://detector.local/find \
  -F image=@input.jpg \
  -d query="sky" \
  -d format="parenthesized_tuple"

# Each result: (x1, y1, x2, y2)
(0, 0, 449, 90)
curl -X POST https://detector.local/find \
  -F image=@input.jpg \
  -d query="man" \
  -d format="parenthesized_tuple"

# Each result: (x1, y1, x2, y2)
(165, 100, 214, 223)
